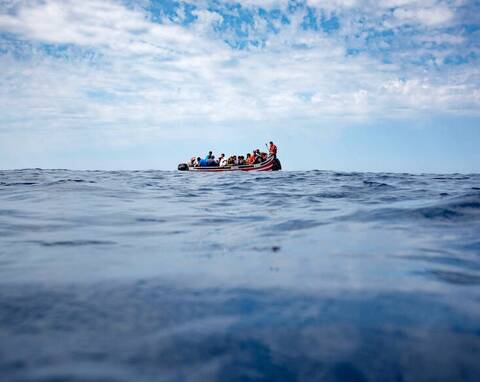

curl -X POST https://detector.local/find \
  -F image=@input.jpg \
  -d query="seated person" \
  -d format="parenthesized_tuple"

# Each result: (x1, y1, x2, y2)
(219, 154, 227, 167)
(206, 155, 218, 167)
(246, 153, 255, 165)
(238, 156, 246, 165)
(260, 152, 268, 162)
(227, 156, 235, 165)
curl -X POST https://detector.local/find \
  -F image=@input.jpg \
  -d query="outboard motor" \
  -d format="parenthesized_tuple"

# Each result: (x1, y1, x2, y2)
(178, 163, 189, 171)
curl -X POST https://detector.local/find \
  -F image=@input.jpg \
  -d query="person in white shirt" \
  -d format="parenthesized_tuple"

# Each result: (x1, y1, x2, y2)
(219, 153, 228, 167)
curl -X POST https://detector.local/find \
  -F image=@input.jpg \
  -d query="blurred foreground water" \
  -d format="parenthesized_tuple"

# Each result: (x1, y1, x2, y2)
(1, 169, 480, 381)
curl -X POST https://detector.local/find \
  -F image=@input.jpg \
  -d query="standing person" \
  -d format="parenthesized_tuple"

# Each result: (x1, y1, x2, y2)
(269, 141, 277, 157)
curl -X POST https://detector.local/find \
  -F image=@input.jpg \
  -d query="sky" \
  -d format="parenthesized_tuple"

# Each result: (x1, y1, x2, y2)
(0, 0, 479, 172)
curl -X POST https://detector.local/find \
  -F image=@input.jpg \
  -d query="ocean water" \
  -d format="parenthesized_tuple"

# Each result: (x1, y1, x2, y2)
(1, 169, 480, 382)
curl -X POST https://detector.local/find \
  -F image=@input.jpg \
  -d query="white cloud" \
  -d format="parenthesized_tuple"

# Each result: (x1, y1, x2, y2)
(306, 0, 359, 10)
(392, 5, 454, 26)
(0, 0, 478, 142)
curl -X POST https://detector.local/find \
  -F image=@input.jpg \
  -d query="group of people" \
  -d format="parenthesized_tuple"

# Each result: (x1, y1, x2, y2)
(190, 142, 277, 168)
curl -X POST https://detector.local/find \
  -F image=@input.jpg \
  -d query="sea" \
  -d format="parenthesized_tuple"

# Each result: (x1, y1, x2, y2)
(1, 169, 480, 382)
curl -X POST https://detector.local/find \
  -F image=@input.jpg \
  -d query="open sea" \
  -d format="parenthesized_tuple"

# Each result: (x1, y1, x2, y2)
(1, 169, 480, 382)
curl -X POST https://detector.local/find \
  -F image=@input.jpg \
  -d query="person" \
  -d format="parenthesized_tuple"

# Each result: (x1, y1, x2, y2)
(246, 152, 256, 165)
(205, 151, 214, 160)
(198, 157, 208, 167)
(238, 156, 246, 165)
(249, 149, 260, 164)
(269, 141, 277, 157)
(219, 154, 227, 167)
(206, 155, 217, 167)
(261, 152, 267, 162)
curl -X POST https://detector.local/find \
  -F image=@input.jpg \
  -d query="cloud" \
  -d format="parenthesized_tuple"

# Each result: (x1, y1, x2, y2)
(0, 0, 478, 142)
(392, 5, 454, 27)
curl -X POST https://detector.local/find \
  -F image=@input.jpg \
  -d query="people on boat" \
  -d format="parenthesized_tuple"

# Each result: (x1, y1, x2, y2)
(198, 157, 208, 167)
(254, 149, 263, 164)
(227, 155, 236, 165)
(189, 143, 276, 168)
(219, 154, 227, 167)
(206, 155, 218, 167)
(269, 141, 277, 157)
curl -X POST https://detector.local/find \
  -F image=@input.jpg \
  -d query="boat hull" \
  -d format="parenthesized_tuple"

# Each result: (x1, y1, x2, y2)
(178, 156, 281, 172)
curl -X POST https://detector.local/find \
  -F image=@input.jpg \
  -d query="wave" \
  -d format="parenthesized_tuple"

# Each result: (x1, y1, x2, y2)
(340, 192, 480, 223)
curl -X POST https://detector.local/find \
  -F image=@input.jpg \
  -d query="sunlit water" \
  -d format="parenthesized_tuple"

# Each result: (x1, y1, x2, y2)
(1, 169, 480, 381)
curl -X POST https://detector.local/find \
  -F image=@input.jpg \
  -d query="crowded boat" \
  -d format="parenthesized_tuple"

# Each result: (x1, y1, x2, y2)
(178, 142, 281, 172)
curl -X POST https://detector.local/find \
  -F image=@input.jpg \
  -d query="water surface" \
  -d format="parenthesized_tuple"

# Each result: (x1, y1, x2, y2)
(1, 169, 479, 381)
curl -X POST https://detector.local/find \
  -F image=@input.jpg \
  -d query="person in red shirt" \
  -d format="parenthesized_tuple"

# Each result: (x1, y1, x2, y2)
(269, 141, 277, 157)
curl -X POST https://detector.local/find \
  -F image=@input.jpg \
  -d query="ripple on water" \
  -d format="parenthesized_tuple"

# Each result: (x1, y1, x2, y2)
(0, 169, 479, 381)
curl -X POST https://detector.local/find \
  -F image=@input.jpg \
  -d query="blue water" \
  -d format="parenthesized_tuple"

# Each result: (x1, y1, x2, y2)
(1, 169, 480, 382)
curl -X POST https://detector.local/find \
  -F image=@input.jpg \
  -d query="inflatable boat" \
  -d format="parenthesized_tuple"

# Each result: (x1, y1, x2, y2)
(178, 155, 281, 172)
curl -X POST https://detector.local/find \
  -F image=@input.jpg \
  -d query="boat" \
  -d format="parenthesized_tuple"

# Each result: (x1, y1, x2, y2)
(178, 155, 281, 172)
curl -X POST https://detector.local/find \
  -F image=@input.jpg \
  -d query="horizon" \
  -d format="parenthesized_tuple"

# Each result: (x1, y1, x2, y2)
(1, 0, 479, 173)
(2, 167, 479, 175)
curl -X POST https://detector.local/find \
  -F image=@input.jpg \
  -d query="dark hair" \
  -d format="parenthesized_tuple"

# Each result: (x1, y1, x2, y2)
(269, 141, 273, 144)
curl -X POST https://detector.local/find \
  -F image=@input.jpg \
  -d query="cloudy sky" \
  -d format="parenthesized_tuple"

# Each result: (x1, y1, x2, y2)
(0, 0, 479, 171)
